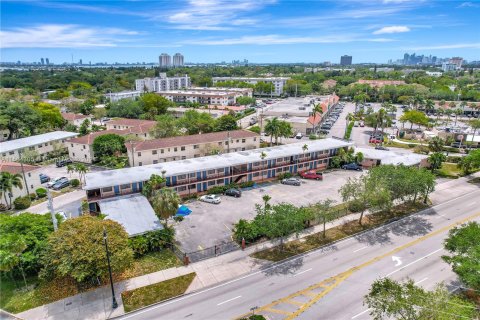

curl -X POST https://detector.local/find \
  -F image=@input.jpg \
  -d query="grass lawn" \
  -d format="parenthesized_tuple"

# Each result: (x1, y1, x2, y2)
(122, 272, 196, 312)
(437, 162, 462, 178)
(384, 141, 415, 149)
(0, 250, 181, 314)
(251, 202, 429, 262)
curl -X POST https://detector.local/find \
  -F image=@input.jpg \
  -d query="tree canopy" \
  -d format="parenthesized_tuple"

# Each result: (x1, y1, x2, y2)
(92, 133, 126, 158)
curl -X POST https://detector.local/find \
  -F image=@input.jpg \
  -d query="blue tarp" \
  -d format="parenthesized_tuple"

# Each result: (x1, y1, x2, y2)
(176, 205, 192, 217)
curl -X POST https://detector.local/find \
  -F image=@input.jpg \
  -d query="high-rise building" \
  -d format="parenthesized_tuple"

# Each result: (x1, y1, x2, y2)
(79, 59, 83, 65)
(159, 53, 171, 68)
(135, 73, 191, 92)
(172, 53, 184, 67)
(340, 55, 352, 66)
(40, 58, 45, 65)
(45, 58, 50, 65)
(449, 57, 463, 69)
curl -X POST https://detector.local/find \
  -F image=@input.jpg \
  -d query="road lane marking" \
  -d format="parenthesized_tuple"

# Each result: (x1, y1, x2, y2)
(264, 307, 293, 315)
(384, 248, 443, 277)
(217, 295, 241, 306)
(351, 308, 371, 319)
(293, 268, 312, 277)
(353, 246, 368, 253)
(392, 256, 402, 266)
(415, 277, 428, 285)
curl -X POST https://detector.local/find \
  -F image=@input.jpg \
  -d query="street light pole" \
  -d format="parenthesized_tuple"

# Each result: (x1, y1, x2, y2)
(103, 228, 118, 309)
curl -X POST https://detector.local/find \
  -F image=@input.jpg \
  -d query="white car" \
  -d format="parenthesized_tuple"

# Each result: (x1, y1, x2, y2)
(200, 194, 221, 204)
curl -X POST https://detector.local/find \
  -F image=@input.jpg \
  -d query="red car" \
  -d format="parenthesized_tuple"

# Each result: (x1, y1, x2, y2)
(369, 137, 383, 144)
(299, 170, 323, 180)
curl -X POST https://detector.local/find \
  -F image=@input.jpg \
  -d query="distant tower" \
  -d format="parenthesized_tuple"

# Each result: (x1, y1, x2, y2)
(45, 58, 50, 65)
(340, 55, 352, 66)
(159, 53, 171, 68)
(40, 58, 45, 65)
(79, 59, 83, 65)
(172, 53, 184, 67)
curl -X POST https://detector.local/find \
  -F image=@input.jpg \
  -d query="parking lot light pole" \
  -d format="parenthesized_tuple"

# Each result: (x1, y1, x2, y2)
(103, 228, 118, 309)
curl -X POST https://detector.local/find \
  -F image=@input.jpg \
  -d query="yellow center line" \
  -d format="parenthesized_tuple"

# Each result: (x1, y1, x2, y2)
(236, 211, 480, 320)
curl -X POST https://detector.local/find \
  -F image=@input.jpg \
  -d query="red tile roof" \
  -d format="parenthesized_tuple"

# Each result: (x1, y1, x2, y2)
(123, 122, 156, 135)
(69, 130, 126, 145)
(307, 112, 323, 125)
(0, 161, 40, 174)
(61, 113, 89, 121)
(107, 118, 156, 127)
(127, 130, 259, 151)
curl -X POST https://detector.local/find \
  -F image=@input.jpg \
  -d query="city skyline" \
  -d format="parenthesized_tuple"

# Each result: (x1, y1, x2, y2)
(1, 0, 480, 63)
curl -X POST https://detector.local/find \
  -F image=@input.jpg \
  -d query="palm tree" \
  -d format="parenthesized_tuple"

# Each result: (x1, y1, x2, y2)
(469, 119, 480, 150)
(0, 172, 23, 208)
(73, 163, 89, 185)
(264, 117, 280, 146)
(151, 188, 180, 227)
(302, 144, 308, 154)
(262, 194, 271, 213)
(453, 109, 463, 127)
(260, 151, 267, 182)
(66, 164, 75, 178)
(311, 103, 323, 134)
(278, 120, 293, 143)
(425, 99, 435, 114)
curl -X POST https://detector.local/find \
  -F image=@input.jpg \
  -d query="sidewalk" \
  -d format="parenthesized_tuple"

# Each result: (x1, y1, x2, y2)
(22, 190, 85, 215)
(16, 174, 480, 320)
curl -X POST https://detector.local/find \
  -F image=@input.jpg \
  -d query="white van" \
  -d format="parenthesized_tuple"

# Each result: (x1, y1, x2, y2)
(295, 132, 303, 139)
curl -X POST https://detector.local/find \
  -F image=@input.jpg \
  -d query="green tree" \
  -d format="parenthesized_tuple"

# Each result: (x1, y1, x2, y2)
(0, 234, 28, 287)
(236, 96, 256, 106)
(40, 216, 133, 283)
(443, 221, 480, 291)
(177, 109, 215, 134)
(142, 174, 166, 199)
(312, 199, 335, 238)
(73, 163, 89, 184)
(32, 102, 64, 129)
(263, 203, 306, 249)
(428, 136, 445, 153)
(0, 102, 42, 139)
(278, 120, 293, 143)
(107, 99, 144, 119)
(468, 119, 480, 150)
(260, 151, 267, 182)
(311, 104, 323, 133)
(427, 152, 446, 173)
(92, 134, 126, 158)
(400, 110, 429, 130)
(139, 93, 173, 119)
(151, 188, 181, 227)
(214, 114, 238, 132)
(150, 114, 181, 138)
(457, 149, 480, 175)
(264, 117, 280, 146)
(78, 118, 91, 136)
(0, 172, 23, 208)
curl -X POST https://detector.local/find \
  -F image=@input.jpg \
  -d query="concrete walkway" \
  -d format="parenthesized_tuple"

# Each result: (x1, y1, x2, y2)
(16, 174, 480, 320)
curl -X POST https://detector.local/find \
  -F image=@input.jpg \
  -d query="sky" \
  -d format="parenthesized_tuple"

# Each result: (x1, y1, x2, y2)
(1, 0, 479, 64)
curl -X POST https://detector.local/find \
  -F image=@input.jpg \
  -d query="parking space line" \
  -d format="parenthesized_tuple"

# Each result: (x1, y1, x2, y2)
(353, 246, 368, 253)
(351, 308, 371, 319)
(217, 295, 241, 306)
(414, 277, 428, 285)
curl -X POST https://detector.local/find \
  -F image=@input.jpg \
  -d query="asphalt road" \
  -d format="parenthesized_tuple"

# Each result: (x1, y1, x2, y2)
(119, 188, 480, 320)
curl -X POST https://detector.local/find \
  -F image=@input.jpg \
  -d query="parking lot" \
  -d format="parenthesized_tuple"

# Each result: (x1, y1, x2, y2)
(173, 169, 363, 253)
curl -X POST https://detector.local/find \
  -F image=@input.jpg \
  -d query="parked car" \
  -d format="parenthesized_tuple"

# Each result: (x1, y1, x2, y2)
(39, 173, 50, 183)
(299, 170, 323, 180)
(281, 177, 301, 186)
(200, 194, 221, 204)
(224, 188, 242, 198)
(56, 159, 72, 167)
(295, 133, 303, 139)
(47, 177, 68, 188)
(342, 163, 363, 171)
(52, 179, 70, 190)
(369, 137, 383, 144)
(375, 146, 390, 151)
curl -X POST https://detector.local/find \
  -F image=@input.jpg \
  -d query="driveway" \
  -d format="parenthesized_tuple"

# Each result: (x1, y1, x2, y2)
(173, 169, 364, 253)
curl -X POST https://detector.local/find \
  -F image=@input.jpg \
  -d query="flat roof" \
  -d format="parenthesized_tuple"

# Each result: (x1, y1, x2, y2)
(98, 194, 163, 236)
(85, 138, 352, 190)
(356, 147, 428, 166)
(212, 77, 290, 81)
(0, 131, 79, 153)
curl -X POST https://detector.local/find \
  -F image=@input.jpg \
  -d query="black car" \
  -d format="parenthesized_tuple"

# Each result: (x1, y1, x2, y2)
(52, 179, 70, 190)
(375, 146, 390, 151)
(224, 188, 242, 198)
(39, 173, 50, 183)
(342, 163, 363, 171)
(56, 159, 72, 167)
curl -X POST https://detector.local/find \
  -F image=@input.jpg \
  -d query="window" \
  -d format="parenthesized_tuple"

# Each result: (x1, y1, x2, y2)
(242, 148, 245, 151)
(193, 144, 199, 149)
(161, 149, 164, 154)
(177, 174, 186, 180)
(253, 162, 260, 166)
(216, 179, 223, 184)
(28, 173, 31, 177)
(84, 155, 87, 159)
(254, 137, 257, 141)
(284, 157, 289, 161)
(242, 139, 246, 143)
(139, 162, 142, 166)
(153, 160, 158, 164)
(137, 152, 141, 157)
(194, 154, 200, 158)
(121, 184, 130, 190)
(181, 146, 185, 151)
(208, 169, 215, 175)
(177, 186, 187, 192)
(103, 187, 113, 192)
(38, 145, 42, 149)
(71, 143, 74, 147)
(189, 172, 196, 178)
(83, 145, 86, 150)
(208, 180, 215, 186)
(236, 139, 239, 143)
(72, 152, 75, 156)
(173, 147, 177, 152)
(305, 153, 310, 157)
(182, 156, 186, 160)
(152, 150, 157, 155)
(188, 184, 196, 189)
(253, 172, 260, 177)
(45, 143, 48, 147)
(218, 142, 223, 146)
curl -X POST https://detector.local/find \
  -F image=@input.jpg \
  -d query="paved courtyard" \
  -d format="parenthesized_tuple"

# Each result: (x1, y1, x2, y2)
(173, 169, 363, 253)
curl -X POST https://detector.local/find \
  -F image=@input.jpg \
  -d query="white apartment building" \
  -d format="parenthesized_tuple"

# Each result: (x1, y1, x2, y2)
(0, 131, 78, 162)
(105, 119, 157, 140)
(126, 129, 260, 167)
(135, 73, 191, 92)
(172, 53, 184, 67)
(442, 63, 458, 72)
(212, 77, 290, 95)
(0, 162, 43, 204)
(158, 87, 253, 106)
(105, 91, 142, 102)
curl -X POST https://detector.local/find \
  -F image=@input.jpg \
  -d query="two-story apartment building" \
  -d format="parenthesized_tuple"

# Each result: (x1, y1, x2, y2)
(61, 113, 93, 127)
(125, 130, 260, 167)
(84, 138, 353, 210)
(0, 131, 79, 162)
(0, 162, 43, 204)
(105, 119, 157, 140)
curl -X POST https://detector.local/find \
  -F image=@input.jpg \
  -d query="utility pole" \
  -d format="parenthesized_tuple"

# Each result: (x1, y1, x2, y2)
(130, 141, 135, 167)
(46, 189, 58, 231)
(227, 131, 230, 153)
(103, 228, 118, 309)
(18, 150, 30, 196)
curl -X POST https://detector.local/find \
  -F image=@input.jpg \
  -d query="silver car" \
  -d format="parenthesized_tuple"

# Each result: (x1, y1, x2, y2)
(281, 177, 301, 186)
(200, 194, 221, 204)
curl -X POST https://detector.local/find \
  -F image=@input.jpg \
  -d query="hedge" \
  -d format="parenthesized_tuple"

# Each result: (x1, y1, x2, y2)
(13, 196, 31, 210)
(71, 179, 80, 187)
(128, 227, 175, 257)
(36, 188, 47, 198)
(206, 181, 255, 195)
(344, 121, 354, 139)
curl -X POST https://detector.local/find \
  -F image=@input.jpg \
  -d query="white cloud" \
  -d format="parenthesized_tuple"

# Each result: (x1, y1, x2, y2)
(373, 25, 410, 34)
(0, 24, 138, 48)
(405, 43, 480, 50)
(458, 2, 479, 7)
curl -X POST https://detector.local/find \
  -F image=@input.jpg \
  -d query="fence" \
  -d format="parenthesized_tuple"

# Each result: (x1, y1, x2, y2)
(185, 241, 240, 263)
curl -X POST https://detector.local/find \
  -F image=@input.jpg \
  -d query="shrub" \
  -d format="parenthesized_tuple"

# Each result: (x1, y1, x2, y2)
(239, 181, 255, 188)
(28, 193, 37, 201)
(36, 188, 47, 198)
(446, 156, 462, 163)
(0, 203, 7, 211)
(206, 185, 229, 195)
(71, 179, 80, 187)
(309, 134, 318, 140)
(181, 194, 197, 201)
(344, 121, 354, 139)
(13, 196, 31, 210)
(249, 125, 261, 134)
(277, 172, 293, 180)
(347, 200, 366, 213)
(128, 227, 175, 257)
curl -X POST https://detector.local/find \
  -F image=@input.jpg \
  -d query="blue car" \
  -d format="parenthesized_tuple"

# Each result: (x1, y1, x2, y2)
(39, 173, 50, 183)
(342, 163, 363, 171)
